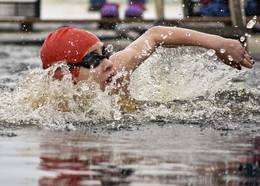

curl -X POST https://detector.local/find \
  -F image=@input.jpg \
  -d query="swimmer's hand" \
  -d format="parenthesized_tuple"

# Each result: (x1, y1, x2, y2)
(214, 38, 254, 70)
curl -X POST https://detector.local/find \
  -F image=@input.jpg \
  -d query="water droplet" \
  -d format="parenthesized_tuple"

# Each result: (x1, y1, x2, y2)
(106, 44, 113, 53)
(161, 34, 168, 39)
(164, 66, 170, 72)
(206, 49, 216, 56)
(168, 31, 173, 36)
(240, 36, 245, 42)
(145, 40, 151, 50)
(68, 41, 74, 46)
(186, 33, 191, 36)
(113, 110, 121, 120)
(142, 49, 149, 56)
(228, 55, 233, 61)
(220, 49, 226, 53)
(246, 16, 257, 29)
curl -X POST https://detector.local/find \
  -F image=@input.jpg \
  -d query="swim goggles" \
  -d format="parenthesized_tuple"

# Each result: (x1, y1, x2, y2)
(67, 45, 112, 69)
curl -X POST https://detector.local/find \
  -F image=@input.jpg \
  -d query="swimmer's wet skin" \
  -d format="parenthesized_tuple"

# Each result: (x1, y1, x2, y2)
(40, 26, 254, 97)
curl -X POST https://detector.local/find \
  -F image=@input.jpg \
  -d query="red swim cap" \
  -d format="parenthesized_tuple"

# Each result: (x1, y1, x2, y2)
(40, 27, 100, 78)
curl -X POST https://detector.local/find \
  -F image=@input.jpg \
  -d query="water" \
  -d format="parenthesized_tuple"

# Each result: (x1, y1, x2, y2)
(0, 44, 259, 185)
(247, 16, 257, 29)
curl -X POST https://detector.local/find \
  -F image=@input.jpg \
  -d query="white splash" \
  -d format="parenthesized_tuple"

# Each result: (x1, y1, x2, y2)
(161, 34, 168, 40)
(220, 49, 226, 54)
(106, 44, 114, 53)
(206, 49, 216, 56)
(0, 63, 120, 130)
(246, 16, 257, 29)
(0, 45, 258, 130)
(129, 46, 242, 101)
(240, 36, 246, 42)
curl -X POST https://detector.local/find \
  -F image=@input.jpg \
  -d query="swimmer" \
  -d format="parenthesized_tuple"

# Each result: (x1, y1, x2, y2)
(40, 26, 253, 97)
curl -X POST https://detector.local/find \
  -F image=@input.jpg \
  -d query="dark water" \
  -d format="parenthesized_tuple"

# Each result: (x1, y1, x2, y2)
(0, 44, 259, 185)
(1, 124, 259, 186)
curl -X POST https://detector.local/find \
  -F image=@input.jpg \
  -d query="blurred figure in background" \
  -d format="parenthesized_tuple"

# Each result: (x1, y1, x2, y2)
(89, 0, 106, 11)
(89, 0, 146, 18)
(245, 0, 260, 16)
(196, 0, 260, 16)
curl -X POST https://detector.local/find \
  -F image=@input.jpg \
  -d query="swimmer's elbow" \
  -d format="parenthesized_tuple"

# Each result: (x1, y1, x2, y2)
(146, 26, 178, 46)
(146, 26, 164, 38)
(144, 26, 162, 47)
(147, 26, 166, 33)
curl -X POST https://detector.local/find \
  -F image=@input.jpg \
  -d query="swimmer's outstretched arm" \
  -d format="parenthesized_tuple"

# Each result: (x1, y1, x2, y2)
(111, 26, 253, 73)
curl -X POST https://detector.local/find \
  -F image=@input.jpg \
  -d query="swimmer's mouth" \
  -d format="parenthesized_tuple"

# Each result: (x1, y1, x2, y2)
(105, 73, 114, 85)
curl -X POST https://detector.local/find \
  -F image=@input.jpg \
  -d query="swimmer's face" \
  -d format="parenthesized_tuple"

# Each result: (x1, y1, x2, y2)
(75, 42, 114, 91)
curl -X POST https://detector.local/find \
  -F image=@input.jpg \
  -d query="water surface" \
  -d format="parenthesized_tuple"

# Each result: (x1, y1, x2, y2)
(0, 44, 259, 185)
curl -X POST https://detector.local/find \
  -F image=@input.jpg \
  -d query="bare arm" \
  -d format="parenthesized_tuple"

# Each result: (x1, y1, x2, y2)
(111, 26, 253, 73)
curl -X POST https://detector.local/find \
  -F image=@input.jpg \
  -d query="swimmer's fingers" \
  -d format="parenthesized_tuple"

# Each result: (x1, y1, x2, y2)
(227, 56, 253, 70)
(242, 53, 254, 68)
(235, 43, 254, 68)
(215, 38, 254, 70)
(218, 53, 241, 70)
(227, 60, 242, 70)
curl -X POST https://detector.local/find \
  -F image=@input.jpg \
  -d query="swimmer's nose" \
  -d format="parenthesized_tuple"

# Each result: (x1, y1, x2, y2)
(102, 58, 113, 72)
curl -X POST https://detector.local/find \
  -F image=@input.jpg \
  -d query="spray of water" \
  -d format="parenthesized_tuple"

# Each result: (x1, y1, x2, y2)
(0, 62, 123, 130)
(246, 16, 257, 29)
(0, 46, 259, 130)
(130, 46, 243, 101)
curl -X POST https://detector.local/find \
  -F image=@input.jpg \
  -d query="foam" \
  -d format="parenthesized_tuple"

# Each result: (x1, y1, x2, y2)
(0, 46, 259, 130)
